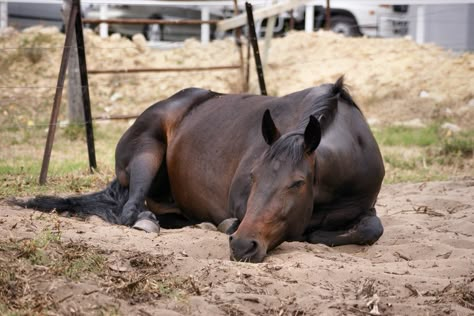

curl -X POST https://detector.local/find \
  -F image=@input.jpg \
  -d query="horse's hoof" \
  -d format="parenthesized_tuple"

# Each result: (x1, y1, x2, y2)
(217, 218, 239, 234)
(132, 219, 160, 234)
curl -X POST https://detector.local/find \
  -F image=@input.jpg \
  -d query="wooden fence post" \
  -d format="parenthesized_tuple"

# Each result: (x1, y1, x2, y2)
(40, 0, 96, 184)
(245, 2, 267, 96)
(325, 0, 331, 30)
(74, 0, 97, 172)
(62, 0, 85, 124)
(40, 2, 79, 184)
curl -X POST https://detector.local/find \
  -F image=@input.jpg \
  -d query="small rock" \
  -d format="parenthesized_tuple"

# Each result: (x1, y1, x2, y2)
(109, 92, 123, 102)
(419, 90, 430, 98)
(441, 122, 461, 133)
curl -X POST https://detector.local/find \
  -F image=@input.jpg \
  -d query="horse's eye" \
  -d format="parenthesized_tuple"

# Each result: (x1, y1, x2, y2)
(289, 180, 304, 189)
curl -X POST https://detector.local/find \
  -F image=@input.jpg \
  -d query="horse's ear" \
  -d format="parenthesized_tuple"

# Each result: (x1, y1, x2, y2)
(304, 115, 321, 154)
(262, 109, 281, 146)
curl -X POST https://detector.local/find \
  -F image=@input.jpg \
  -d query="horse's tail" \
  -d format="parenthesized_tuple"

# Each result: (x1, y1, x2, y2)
(11, 179, 128, 224)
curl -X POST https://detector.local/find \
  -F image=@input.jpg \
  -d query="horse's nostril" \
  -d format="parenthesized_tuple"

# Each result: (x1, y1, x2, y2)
(230, 236, 261, 261)
(250, 240, 258, 251)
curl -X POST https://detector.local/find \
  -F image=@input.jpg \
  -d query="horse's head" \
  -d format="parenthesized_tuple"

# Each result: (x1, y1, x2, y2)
(230, 110, 321, 262)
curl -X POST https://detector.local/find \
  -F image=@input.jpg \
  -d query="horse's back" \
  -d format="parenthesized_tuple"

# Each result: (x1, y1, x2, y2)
(311, 98, 384, 229)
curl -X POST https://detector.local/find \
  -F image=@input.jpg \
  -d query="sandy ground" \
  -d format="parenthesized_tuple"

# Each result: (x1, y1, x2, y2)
(1, 26, 473, 315)
(1, 179, 473, 315)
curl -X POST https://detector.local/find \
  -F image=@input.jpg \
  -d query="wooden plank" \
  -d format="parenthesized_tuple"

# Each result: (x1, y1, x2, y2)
(217, 0, 313, 32)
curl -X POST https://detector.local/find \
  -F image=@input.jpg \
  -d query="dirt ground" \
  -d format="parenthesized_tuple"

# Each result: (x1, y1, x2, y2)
(1, 179, 473, 315)
(1, 26, 473, 315)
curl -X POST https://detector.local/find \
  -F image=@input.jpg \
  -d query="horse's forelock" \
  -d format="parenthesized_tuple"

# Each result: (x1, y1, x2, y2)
(264, 134, 305, 166)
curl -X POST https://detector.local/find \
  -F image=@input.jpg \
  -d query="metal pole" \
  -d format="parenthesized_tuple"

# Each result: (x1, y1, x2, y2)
(201, 6, 210, 44)
(62, 0, 85, 126)
(88, 65, 240, 74)
(304, 5, 314, 33)
(99, 4, 108, 38)
(416, 6, 426, 44)
(245, 2, 266, 96)
(74, 0, 97, 172)
(0, 1, 7, 29)
(39, 3, 78, 185)
(325, 0, 331, 30)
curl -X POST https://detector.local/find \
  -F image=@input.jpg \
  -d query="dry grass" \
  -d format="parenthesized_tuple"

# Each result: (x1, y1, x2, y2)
(0, 219, 201, 315)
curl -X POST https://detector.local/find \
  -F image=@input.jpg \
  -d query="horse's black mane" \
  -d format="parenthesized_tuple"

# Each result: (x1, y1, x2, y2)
(265, 76, 358, 165)
(298, 75, 358, 132)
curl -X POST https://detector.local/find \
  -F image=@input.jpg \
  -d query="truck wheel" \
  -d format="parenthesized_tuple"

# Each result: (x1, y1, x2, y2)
(330, 16, 360, 37)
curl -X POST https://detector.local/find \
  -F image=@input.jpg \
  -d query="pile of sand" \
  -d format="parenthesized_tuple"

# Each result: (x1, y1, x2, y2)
(1, 26, 473, 127)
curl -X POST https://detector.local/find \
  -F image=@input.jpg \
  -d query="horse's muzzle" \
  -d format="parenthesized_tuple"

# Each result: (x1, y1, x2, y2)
(229, 235, 266, 263)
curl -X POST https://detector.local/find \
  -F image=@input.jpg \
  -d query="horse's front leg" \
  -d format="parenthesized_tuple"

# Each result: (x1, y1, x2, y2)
(306, 208, 383, 247)
(118, 142, 165, 229)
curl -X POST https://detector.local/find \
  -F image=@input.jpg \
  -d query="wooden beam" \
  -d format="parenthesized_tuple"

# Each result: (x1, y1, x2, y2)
(217, 0, 313, 32)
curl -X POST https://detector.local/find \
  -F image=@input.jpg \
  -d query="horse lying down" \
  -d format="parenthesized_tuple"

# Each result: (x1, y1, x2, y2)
(15, 77, 385, 263)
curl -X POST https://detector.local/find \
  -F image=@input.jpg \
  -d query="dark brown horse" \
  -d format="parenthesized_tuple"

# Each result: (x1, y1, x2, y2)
(16, 77, 385, 263)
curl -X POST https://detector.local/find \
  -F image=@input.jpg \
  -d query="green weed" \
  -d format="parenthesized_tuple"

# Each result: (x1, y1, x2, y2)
(441, 131, 474, 157)
(373, 125, 440, 147)
(18, 228, 61, 265)
(59, 244, 105, 280)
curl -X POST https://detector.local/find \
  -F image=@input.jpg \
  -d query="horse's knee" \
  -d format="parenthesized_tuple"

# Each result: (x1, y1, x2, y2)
(357, 215, 383, 245)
